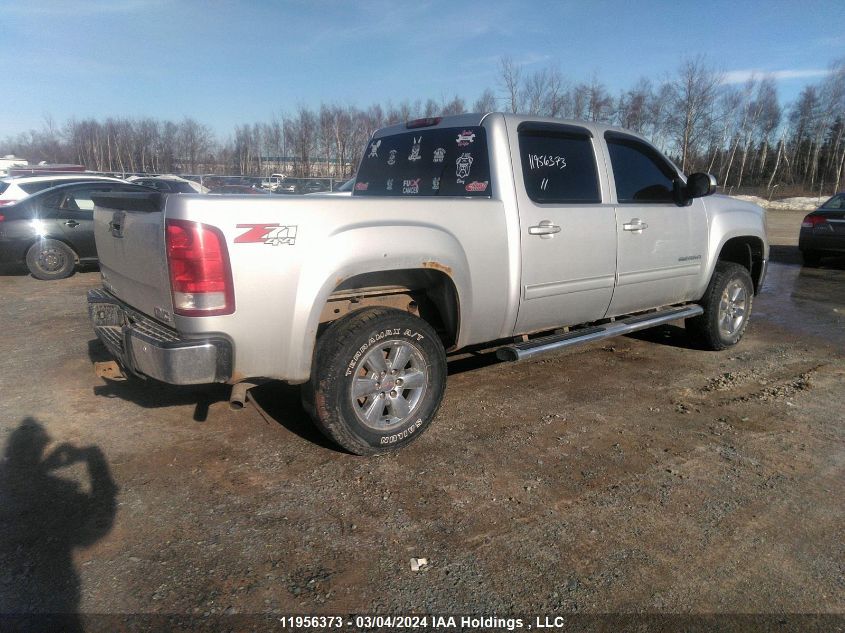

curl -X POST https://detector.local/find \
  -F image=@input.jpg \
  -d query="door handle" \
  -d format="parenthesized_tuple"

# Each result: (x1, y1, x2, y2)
(528, 220, 561, 239)
(64, 220, 80, 228)
(623, 218, 648, 232)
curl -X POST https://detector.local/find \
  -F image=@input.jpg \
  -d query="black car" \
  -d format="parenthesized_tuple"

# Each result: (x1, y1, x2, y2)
(799, 192, 845, 266)
(129, 177, 198, 193)
(0, 181, 154, 280)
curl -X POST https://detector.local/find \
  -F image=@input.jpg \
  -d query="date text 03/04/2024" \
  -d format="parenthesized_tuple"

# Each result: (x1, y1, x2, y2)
(277, 615, 584, 630)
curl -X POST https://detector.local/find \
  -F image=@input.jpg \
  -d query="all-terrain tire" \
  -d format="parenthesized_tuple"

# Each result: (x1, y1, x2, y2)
(25, 239, 77, 280)
(304, 307, 447, 455)
(686, 261, 754, 351)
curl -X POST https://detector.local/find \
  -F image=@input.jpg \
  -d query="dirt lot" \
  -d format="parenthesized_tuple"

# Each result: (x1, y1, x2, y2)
(1, 210, 843, 626)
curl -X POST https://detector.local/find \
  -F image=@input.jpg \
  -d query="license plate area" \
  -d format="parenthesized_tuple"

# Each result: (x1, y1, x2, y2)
(90, 301, 127, 327)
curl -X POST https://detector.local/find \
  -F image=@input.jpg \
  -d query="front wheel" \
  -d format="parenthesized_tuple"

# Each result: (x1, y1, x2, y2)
(304, 308, 447, 455)
(25, 239, 77, 280)
(686, 261, 754, 351)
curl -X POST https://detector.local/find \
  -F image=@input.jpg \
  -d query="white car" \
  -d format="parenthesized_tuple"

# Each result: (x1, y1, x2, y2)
(0, 174, 125, 206)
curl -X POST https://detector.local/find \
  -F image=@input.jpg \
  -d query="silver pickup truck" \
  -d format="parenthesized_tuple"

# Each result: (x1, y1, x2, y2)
(88, 113, 768, 454)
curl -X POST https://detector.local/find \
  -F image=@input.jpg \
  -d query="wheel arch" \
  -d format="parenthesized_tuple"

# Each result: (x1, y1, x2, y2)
(716, 235, 766, 294)
(326, 268, 461, 348)
(283, 224, 472, 383)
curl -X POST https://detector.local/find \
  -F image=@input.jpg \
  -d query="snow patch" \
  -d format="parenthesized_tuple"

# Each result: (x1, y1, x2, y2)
(731, 195, 825, 211)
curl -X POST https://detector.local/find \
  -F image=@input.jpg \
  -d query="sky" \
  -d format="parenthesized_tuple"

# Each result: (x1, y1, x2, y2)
(2, 0, 844, 140)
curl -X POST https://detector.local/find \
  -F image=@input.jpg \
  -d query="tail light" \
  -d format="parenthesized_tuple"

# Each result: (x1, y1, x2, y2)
(801, 214, 828, 229)
(406, 117, 441, 129)
(165, 219, 234, 316)
(0, 214, 4, 222)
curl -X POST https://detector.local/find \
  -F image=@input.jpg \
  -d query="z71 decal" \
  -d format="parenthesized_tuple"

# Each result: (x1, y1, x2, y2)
(235, 224, 298, 246)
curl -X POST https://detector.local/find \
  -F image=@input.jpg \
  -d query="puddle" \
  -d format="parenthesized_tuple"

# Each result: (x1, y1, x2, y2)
(754, 258, 845, 345)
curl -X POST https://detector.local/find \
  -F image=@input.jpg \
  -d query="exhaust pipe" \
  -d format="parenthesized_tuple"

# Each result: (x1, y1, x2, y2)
(229, 381, 256, 410)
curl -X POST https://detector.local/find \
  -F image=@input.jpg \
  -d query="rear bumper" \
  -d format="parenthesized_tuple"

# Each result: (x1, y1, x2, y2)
(87, 288, 232, 384)
(799, 230, 845, 253)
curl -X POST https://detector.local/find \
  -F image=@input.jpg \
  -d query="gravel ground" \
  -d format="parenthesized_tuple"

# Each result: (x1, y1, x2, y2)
(0, 209, 843, 629)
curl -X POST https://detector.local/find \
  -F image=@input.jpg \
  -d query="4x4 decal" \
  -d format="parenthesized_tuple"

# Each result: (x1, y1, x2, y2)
(235, 224, 297, 246)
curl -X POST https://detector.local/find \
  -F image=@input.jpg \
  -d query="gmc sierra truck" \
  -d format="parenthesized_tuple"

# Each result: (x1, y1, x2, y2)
(88, 113, 768, 455)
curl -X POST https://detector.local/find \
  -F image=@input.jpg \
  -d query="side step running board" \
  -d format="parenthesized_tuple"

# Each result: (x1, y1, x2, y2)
(496, 304, 704, 362)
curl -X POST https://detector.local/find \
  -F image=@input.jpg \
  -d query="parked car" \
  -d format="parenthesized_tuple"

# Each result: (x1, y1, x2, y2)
(0, 174, 125, 206)
(127, 175, 208, 194)
(307, 178, 353, 196)
(259, 173, 289, 191)
(88, 113, 767, 455)
(209, 185, 270, 195)
(799, 192, 845, 265)
(275, 179, 300, 194)
(0, 181, 154, 279)
(327, 179, 353, 195)
(302, 180, 329, 193)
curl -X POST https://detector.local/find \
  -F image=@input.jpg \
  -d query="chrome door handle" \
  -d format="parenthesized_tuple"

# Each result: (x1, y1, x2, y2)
(623, 218, 648, 232)
(64, 220, 80, 228)
(528, 220, 561, 238)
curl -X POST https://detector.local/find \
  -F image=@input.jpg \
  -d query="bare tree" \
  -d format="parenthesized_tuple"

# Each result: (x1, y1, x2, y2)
(498, 56, 523, 113)
(668, 56, 723, 172)
(473, 88, 497, 113)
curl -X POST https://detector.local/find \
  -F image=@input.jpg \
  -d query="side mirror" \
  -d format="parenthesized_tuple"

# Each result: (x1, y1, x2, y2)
(686, 172, 717, 199)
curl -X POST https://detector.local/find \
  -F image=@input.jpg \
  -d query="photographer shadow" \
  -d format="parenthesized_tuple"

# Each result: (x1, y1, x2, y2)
(0, 418, 118, 632)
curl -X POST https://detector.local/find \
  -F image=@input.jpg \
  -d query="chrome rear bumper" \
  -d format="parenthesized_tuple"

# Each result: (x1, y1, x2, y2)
(87, 288, 232, 384)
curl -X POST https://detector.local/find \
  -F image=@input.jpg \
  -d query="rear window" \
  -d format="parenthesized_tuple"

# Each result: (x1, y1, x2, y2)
(0, 182, 8, 195)
(353, 126, 492, 197)
(20, 181, 56, 194)
(820, 194, 845, 210)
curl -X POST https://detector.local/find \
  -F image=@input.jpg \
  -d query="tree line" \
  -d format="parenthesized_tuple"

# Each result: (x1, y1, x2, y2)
(3, 56, 843, 196)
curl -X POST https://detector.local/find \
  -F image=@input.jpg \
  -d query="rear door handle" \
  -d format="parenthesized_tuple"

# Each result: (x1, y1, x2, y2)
(528, 220, 561, 238)
(623, 218, 648, 232)
(64, 220, 80, 228)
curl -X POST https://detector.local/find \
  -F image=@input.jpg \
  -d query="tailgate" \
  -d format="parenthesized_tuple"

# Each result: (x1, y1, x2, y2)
(92, 192, 174, 320)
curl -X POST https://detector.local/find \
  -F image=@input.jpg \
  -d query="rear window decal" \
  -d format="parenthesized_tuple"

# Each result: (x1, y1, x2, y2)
(402, 178, 421, 194)
(456, 153, 473, 182)
(368, 140, 381, 158)
(456, 130, 476, 146)
(433, 148, 446, 163)
(408, 137, 422, 162)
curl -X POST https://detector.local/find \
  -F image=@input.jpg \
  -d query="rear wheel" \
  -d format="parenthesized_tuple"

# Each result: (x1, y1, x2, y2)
(304, 307, 447, 455)
(25, 239, 77, 280)
(801, 250, 822, 267)
(686, 261, 753, 350)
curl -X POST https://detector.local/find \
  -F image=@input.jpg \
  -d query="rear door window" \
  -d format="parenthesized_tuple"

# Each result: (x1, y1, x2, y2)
(19, 181, 57, 195)
(605, 133, 678, 203)
(353, 126, 491, 197)
(518, 123, 600, 203)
